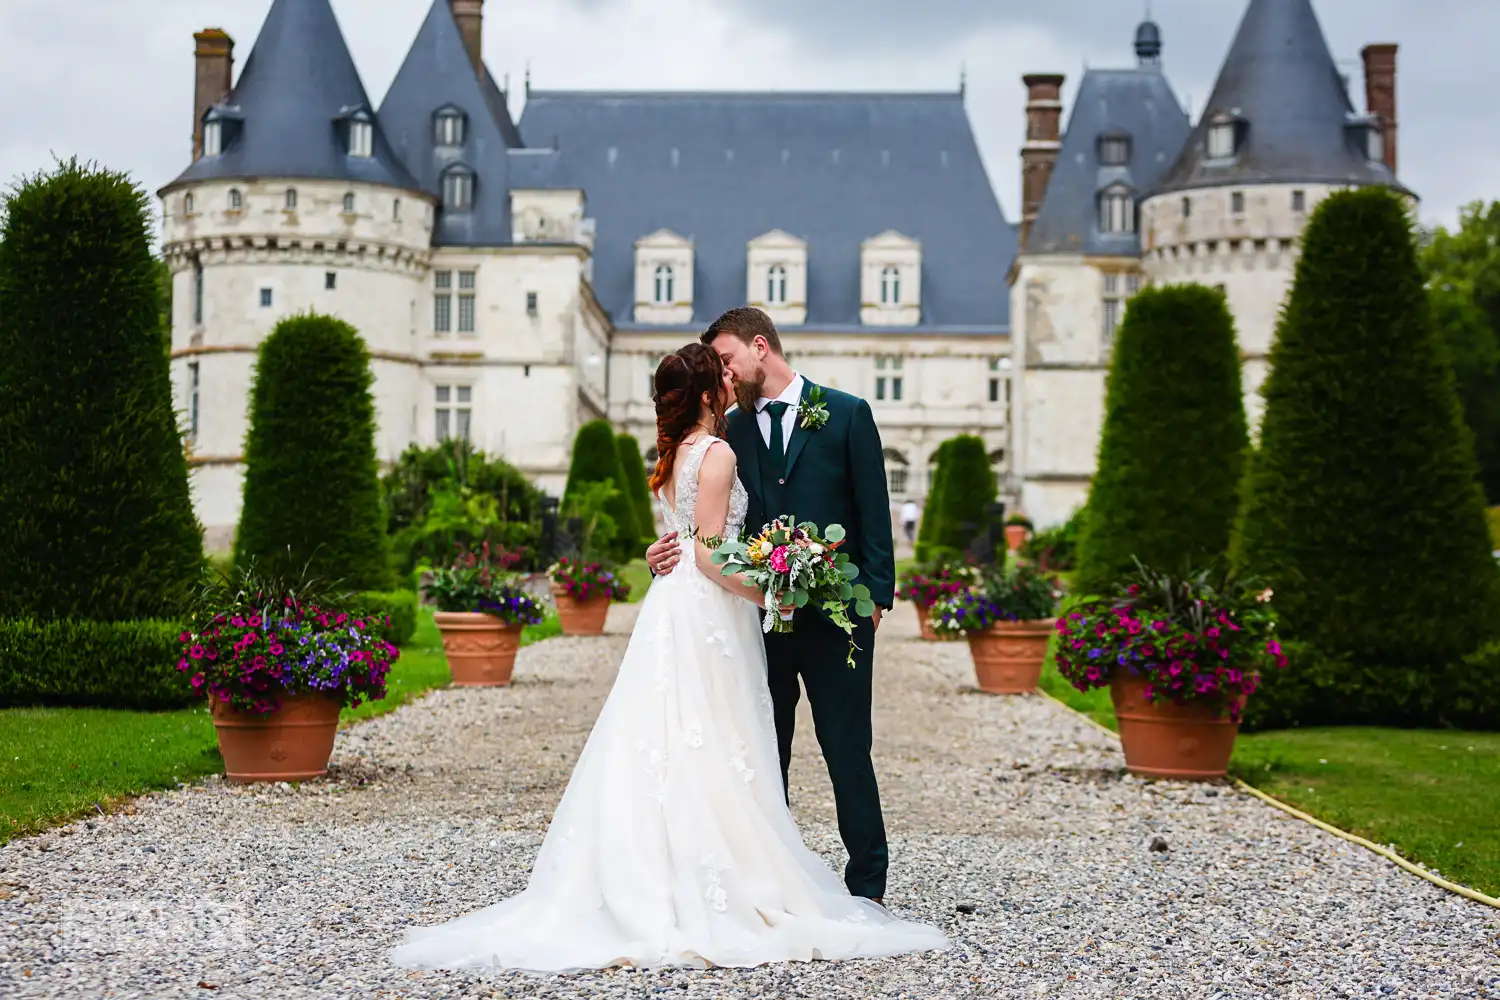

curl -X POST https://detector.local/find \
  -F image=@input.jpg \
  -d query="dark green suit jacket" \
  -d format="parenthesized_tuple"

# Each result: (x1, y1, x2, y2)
(726, 380, 895, 609)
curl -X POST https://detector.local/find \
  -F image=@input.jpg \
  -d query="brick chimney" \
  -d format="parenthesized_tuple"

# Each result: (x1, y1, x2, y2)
(451, 0, 485, 80)
(1361, 43, 1398, 174)
(1019, 74, 1065, 251)
(193, 28, 235, 161)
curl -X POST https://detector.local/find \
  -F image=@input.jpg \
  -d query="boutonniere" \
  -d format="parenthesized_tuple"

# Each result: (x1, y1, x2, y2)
(799, 386, 831, 431)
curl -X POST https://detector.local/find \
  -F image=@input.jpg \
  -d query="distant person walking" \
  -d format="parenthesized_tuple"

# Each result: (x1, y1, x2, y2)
(900, 500, 919, 544)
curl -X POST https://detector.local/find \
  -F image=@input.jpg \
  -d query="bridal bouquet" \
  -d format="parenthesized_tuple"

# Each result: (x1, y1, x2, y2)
(710, 518, 876, 667)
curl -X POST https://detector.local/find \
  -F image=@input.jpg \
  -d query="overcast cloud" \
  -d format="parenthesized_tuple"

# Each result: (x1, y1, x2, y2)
(0, 0, 1492, 232)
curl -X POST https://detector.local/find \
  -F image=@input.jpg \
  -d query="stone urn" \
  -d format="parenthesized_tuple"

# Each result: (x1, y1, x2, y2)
(433, 611, 523, 686)
(968, 619, 1054, 694)
(210, 694, 342, 783)
(551, 585, 609, 636)
(1110, 672, 1243, 780)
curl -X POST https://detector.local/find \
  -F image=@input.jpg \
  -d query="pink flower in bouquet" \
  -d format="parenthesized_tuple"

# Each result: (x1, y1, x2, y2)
(768, 545, 791, 574)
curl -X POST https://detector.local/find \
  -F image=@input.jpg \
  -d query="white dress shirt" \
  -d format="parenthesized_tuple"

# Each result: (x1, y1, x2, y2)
(754, 373, 804, 450)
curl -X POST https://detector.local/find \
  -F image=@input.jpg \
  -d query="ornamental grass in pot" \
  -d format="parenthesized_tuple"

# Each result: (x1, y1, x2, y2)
(1054, 565, 1286, 780)
(547, 557, 629, 636)
(931, 562, 1060, 693)
(896, 563, 980, 640)
(426, 542, 545, 687)
(179, 560, 400, 783)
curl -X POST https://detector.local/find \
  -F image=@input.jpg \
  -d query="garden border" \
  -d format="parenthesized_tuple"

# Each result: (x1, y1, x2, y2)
(1034, 689, 1500, 910)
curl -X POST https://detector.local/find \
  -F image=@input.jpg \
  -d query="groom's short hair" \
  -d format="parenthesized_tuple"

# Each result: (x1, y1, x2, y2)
(702, 307, 784, 357)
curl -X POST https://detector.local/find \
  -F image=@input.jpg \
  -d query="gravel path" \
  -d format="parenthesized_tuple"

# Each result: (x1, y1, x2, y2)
(2, 602, 1497, 999)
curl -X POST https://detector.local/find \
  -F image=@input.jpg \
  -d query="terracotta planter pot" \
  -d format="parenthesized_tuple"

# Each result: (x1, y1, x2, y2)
(433, 611, 522, 687)
(210, 694, 342, 783)
(914, 604, 939, 641)
(551, 585, 610, 636)
(1004, 524, 1030, 552)
(1110, 672, 1243, 780)
(968, 618, 1054, 693)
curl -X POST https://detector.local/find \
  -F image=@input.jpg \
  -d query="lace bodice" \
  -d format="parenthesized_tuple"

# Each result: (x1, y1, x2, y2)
(659, 436, 748, 542)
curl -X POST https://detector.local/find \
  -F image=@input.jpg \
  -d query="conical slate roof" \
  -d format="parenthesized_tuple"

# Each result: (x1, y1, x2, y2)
(163, 0, 419, 193)
(378, 0, 522, 246)
(1155, 0, 1406, 195)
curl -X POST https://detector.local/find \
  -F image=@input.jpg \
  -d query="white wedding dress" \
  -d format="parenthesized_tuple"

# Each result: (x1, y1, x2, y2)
(390, 436, 949, 972)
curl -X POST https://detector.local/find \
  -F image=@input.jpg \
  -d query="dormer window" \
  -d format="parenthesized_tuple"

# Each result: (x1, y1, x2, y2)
(1343, 114, 1385, 166)
(766, 264, 788, 306)
(653, 264, 675, 304)
(1206, 112, 1245, 161)
(349, 119, 373, 158)
(634, 229, 695, 324)
(1099, 184, 1136, 234)
(434, 108, 467, 147)
(1366, 126, 1384, 164)
(442, 167, 474, 211)
(203, 121, 223, 157)
(200, 105, 242, 157)
(1098, 133, 1132, 167)
(880, 266, 901, 305)
(860, 230, 921, 327)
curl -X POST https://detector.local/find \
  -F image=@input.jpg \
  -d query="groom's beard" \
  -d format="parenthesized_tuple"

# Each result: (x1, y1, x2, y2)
(734, 375, 763, 415)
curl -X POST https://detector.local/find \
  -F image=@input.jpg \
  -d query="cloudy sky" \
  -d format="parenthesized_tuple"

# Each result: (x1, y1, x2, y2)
(1, 0, 1493, 232)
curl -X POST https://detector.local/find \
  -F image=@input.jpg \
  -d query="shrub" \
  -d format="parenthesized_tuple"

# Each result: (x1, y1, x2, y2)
(234, 313, 394, 592)
(1488, 506, 1500, 550)
(1022, 506, 1087, 573)
(914, 440, 952, 563)
(356, 590, 418, 647)
(933, 436, 996, 554)
(0, 158, 203, 621)
(1077, 285, 1248, 595)
(391, 476, 541, 577)
(616, 433, 658, 544)
(563, 420, 640, 563)
(0, 618, 195, 710)
(1233, 187, 1500, 727)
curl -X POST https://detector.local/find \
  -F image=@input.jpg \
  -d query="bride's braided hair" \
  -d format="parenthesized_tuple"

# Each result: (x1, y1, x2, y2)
(649, 343, 727, 495)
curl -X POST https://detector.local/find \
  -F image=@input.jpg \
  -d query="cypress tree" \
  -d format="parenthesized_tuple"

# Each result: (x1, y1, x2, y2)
(563, 420, 640, 562)
(615, 433, 657, 544)
(0, 159, 202, 621)
(915, 439, 952, 564)
(234, 314, 394, 591)
(1077, 284, 1249, 593)
(933, 435, 996, 553)
(1234, 187, 1500, 727)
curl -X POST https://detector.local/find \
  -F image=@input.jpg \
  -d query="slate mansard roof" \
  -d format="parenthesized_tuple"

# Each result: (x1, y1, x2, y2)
(1157, 0, 1407, 194)
(517, 90, 1016, 331)
(163, 0, 419, 194)
(1026, 68, 1190, 257)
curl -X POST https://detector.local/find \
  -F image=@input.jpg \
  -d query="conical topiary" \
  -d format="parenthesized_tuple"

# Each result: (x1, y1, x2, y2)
(1077, 284, 1249, 594)
(914, 439, 952, 563)
(233, 313, 394, 591)
(615, 433, 658, 544)
(563, 420, 641, 563)
(933, 435, 996, 554)
(0, 159, 202, 621)
(1233, 187, 1500, 727)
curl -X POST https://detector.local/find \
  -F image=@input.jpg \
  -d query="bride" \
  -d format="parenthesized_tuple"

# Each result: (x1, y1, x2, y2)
(390, 343, 949, 972)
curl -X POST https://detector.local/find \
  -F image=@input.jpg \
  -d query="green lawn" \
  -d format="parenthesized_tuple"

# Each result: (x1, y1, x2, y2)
(0, 607, 559, 843)
(619, 558, 653, 604)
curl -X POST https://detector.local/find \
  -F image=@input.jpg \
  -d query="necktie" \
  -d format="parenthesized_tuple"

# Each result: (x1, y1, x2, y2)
(766, 401, 790, 473)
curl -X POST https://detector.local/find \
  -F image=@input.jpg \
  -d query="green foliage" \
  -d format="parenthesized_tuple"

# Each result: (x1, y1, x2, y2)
(563, 420, 639, 562)
(1421, 201, 1500, 503)
(1022, 506, 1087, 573)
(1078, 284, 1249, 594)
(914, 440, 952, 563)
(355, 590, 418, 646)
(0, 159, 203, 621)
(233, 313, 394, 591)
(932, 435, 995, 553)
(1234, 187, 1500, 727)
(0, 618, 195, 710)
(1488, 506, 1500, 550)
(392, 475, 540, 576)
(561, 480, 621, 564)
(616, 433, 658, 544)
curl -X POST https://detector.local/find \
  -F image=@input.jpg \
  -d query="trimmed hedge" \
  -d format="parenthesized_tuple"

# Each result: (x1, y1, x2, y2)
(0, 159, 203, 622)
(933, 435, 996, 554)
(1078, 285, 1249, 593)
(1488, 506, 1500, 550)
(616, 433, 657, 544)
(356, 589, 418, 647)
(914, 440, 953, 564)
(0, 618, 195, 710)
(1234, 187, 1500, 728)
(234, 314, 394, 591)
(563, 420, 640, 562)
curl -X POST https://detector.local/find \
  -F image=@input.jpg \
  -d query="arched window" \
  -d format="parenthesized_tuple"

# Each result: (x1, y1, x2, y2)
(653, 264, 675, 304)
(883, 448, 910, 496)
(766, 264, 788, 305)
(183, 192, 195, 215)
(228, 188, 242, 211)
(285, 188, 298, 211)
(442, 168, 474, 211)
(880, 266, 901, 305)
(343, 192, 356, 214)
(349, 119, 373, 158)
(434, 109, 466, 147)
(1100, 185, 1135, 234)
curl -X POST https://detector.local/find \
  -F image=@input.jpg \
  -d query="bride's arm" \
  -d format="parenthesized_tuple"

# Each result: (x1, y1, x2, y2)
(692, 443, 769, 607)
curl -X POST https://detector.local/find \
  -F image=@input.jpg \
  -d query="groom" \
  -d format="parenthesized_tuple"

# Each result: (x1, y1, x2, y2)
(645, 306, 896, 903)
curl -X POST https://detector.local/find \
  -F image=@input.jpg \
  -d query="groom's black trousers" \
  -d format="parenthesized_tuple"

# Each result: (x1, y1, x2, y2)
(763, 612, 887, 900)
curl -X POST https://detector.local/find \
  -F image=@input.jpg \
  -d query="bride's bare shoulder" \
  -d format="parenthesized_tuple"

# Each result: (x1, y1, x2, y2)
(698, 439, 737, 478)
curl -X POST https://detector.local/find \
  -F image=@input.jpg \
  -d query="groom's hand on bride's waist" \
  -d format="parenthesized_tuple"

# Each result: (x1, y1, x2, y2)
(646, 532, 681, 576)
